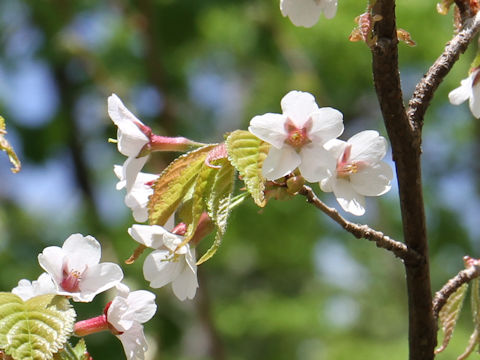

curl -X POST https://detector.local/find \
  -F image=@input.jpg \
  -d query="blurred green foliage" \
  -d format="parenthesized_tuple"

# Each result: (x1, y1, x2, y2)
(0, 0, 480, 359)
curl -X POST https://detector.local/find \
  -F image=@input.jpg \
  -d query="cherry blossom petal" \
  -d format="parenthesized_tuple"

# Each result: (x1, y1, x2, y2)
(262, 146, 300, 180)
(172, 266, 198, 301)
(143, 251, 183, 289)
(116, 128, 148, 159)
(125, 195, 150, 223)
(115, 282, 131, 297)
(164, 213, 176, 231)
(320, 174, 334, 192)
(308, 107, 344, 144)
(123, 155, 149, 192)
(12, 273, 57, 301)
(108, 94, 149, 158)
(332, 178, 366, 216)
(125, 185, 155, 223)
(115, 166, 157, 191)
(280, 91, 319, 127)
(298, 143, 335, 182)
(109, 297, 132, 331)
(38, 246, 65, 284)
(171, 248, 198, 301)
(448, 76, 473, 105)
(322, 0, 338, 19)
(114, 165, 126, 190)
(470, 82, 480, 118)
(350, 161, 393, 196)
(128, 224, 175, 249)
(323, 138, 347, 158)
(348, 130, 387, 164)
(115, 166, 158, 223)
(185, 247, 197, 273)
(77, 263, 124, 302)
(62, 234, 101, 270)
(107, 284, 156, 333)
(280, 0, 323, 28)
(248, 113, 288, 148)
(126, 290, 157, 323)
(116, 322, 148, 360)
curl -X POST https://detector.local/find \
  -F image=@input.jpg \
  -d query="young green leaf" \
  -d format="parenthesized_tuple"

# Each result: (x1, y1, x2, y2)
(457, 278, 480, 360)
(197, 159, 235, 265)
(185, 161, 218, 241)
(0, 293, 76, 360)
(436, 283, 468, 354)
(58, 339, 90, 360)
(225, 130, 269, 207)
(458, 328, 480, 360)
(148, 144, 217, 226)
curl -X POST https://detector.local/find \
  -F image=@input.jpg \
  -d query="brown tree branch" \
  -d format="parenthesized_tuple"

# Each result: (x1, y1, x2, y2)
(298, 185, 421, 264)
(433, 264, 480, 320)
(408, 12, 480, 131)
(371, 1, 436, 359)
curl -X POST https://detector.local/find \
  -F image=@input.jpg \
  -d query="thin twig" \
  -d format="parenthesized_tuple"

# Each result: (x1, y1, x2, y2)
(408, 12, 480, 131)
(433, 264, 480, 320)
(298, 185, 421, 264)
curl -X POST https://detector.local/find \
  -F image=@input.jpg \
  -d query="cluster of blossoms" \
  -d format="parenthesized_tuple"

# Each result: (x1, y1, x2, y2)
(109, 94, 199, 301)
(32, 89, 391, 359)
(249, 90, 393, 216)
(6, 2, 480, 359)
(12, 234, 156, 360)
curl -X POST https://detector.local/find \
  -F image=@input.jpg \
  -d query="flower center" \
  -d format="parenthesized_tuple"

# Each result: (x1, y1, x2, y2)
(284, 118, 311, 149)
(336, 144, 359, 178)
(61, 262, 85, 292)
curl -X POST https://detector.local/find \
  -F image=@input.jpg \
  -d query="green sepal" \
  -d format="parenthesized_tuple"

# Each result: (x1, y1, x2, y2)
(436, 283, 468, 354)
(0, 293, 76, 360)
(196, 159, 235, 265)
(225, 130, 268, 207)
(148, 144, 217, 226)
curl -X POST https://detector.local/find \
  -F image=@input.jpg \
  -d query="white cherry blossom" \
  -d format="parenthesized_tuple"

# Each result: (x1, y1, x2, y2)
(108, 94, 150, 191)
(12, 273, 57, 301)
(248, 90, 343, 182)
(319, 130, 393, 216)
(128, 224, 198, 301)
(280, 0, 338, 28)
(108, 94, 149, 158)
(107, 283, 157, 360)
(448, 68, 480, 118)
(38, 234, 124, 302)
(114, 165, 158, 223)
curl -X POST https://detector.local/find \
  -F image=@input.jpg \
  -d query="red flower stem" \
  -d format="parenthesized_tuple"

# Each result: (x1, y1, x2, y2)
(74, 315, 109, 337)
